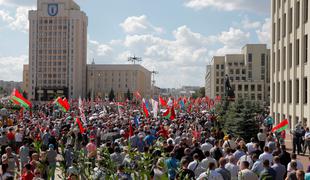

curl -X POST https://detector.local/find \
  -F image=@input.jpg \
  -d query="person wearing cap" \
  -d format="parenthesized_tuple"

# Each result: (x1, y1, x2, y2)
(46, 144, 57, 180)
(2, 146, 19, 176)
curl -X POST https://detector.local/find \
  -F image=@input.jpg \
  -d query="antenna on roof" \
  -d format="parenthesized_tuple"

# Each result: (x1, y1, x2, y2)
(128, 55, 142, 64)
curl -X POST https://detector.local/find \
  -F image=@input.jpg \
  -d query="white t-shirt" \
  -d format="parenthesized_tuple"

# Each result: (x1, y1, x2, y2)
(258, 152, 273, 166)
(188, 160, 205, 178)
(287, 160, 304, 172)
(225, 162, 239, 180)
(197, 170, 224, 180)
(15, 132, 23, 142)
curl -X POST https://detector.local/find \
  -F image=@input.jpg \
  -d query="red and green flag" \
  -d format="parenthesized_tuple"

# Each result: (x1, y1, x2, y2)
(163, 105, 176, 120)
(159, 96, 167, 107)
(76, 118, 85, 134)
(272, 119, 289, 133)
(10, 89, 32, 109)
(54, 97, 70, 112)
(142, 101, 149, 118)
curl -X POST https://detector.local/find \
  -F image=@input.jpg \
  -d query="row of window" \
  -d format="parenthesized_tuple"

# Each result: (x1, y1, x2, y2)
(272, 78, 308, 104)
(273, 0, 308, 43)
(272, 35, 308, 73)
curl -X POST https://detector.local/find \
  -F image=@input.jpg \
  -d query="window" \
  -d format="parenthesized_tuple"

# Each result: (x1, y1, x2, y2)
(283, 46, 286, 69)
(305, 0, 308, 23)
(296, 79, 299, 103)
(244, 85, 248, 91)
(296, 1, 300, 28)
(273, 23, 276, 43)
(277, 82, 280, 103)
(236, 69, 240, 74)
(296, 39, 300, 65)
(251, 85, 255, 91)
(289, 43, 292, 67)
(283, 81, 286, 103)
(258, 94, 262, 100)
(258, 85, 262, 91)
(216, 65, 219, 69)
(235, 77, 240, 80)
(238, 85, 242, 91)
(278, 18, 281, 40)
(283, 13, 286, 37)
(289, 80, 292, 103)
(261, 54, 265, 66)
(289, 8, 293, 33)
(304, 78, 308, 104)
(221, 64, 224, 69)
(305, 35, 308, 63)
(251, 94, 255, 100)
(248, 54, 252, 63)
(277, 49, 280, 71)
(272, 52, 275, 73)
(248, 71, 252, 79)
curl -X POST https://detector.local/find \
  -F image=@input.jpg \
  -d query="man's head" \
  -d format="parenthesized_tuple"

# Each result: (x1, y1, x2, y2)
(273, 156, 280, 164)
(208, 162, 216, 170)
(218, 157, 227, 167)
(291, 153, 297, 160)
(263, 146, 269, 152)
(263, 159, 270, 168)
(193, 153, 199, 160)
(290, 161, 298, 170)
(240, 161, 250, 170)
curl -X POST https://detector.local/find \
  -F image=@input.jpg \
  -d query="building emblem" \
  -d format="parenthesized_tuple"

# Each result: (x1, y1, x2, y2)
(48, 4, 58, 16)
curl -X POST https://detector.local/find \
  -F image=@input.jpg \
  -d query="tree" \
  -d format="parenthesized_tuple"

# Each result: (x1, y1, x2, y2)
(223, 98, 261, 142)
(199, 87, 205, 97)
(126, 89, 131, 101)
(109, 88, 115, 102)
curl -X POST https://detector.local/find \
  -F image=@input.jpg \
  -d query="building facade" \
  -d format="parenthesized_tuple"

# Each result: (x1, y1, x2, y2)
(271, 0, 310, 127)
(28, 0, 88, 101)
(0, 81, 23, 97)
(205, 44, 270, 104)
(22, 64, 29, 94)
(86, 64, 152, 100)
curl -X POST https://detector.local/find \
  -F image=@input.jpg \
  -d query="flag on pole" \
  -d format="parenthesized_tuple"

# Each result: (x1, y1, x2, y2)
(151, 98, 159, 118)
(54, 97, 69, 112)
(63, 98, 70, 111)
(76, 118, 85, 134)
(159, 96, 167, 107)
(134, 91, 142, 100)
(163, 106, 176, 120)
(78, 97, 86, 124)
(117, 102, 125, 118)
(142, 101, 149, 118)
(128, 121, 134, 137)
(272, 119, 289, 133)
(10, 89, 32, 109)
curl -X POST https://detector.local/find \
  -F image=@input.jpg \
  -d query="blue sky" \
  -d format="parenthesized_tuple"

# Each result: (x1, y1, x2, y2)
(0, 0, 271, 88)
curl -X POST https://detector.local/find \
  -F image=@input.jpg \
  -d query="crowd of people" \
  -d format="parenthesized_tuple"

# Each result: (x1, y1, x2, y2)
(0, 98, 309, 180)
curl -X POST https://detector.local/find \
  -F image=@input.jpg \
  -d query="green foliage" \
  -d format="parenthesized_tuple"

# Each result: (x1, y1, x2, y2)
(223, 98, 262, 142)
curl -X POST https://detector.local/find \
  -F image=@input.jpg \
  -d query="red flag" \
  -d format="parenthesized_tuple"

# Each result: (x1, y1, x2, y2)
(163, 108, 170, 117)
(170, 105, 176, 120)
(19, 107, 24, 120)
(142, 102, 149, 118)
(76, 118, 85, 134)
(215, 95, 221, 103)
(135, 91, 142, 100)
(192, 127, 201, 139)
(159, 96, 167, 107)
(63, 98, 70, 111)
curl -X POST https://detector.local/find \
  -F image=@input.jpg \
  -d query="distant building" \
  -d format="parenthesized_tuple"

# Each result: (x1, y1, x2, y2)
(205, 44, 270, 104)
(28, 0, 88, 100)
(0, 80, 23, 97)
(271, 0, 310, 127)
(86, 63, 152, 100)
(22, 65, 29, 94)
(160, 86, 201, 97)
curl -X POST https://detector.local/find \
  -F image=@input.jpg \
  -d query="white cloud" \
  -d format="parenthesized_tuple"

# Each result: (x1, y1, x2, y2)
(120, 15, 164, 34)
(0, 6, 33, 32)
(184, 0, 270, 13)
(0, 0, 35, 7)
(256, 18, 271, 45)
(0, 55, 27, 81)
(241, 17, 261, 29)
(219, 27, 250, 47)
